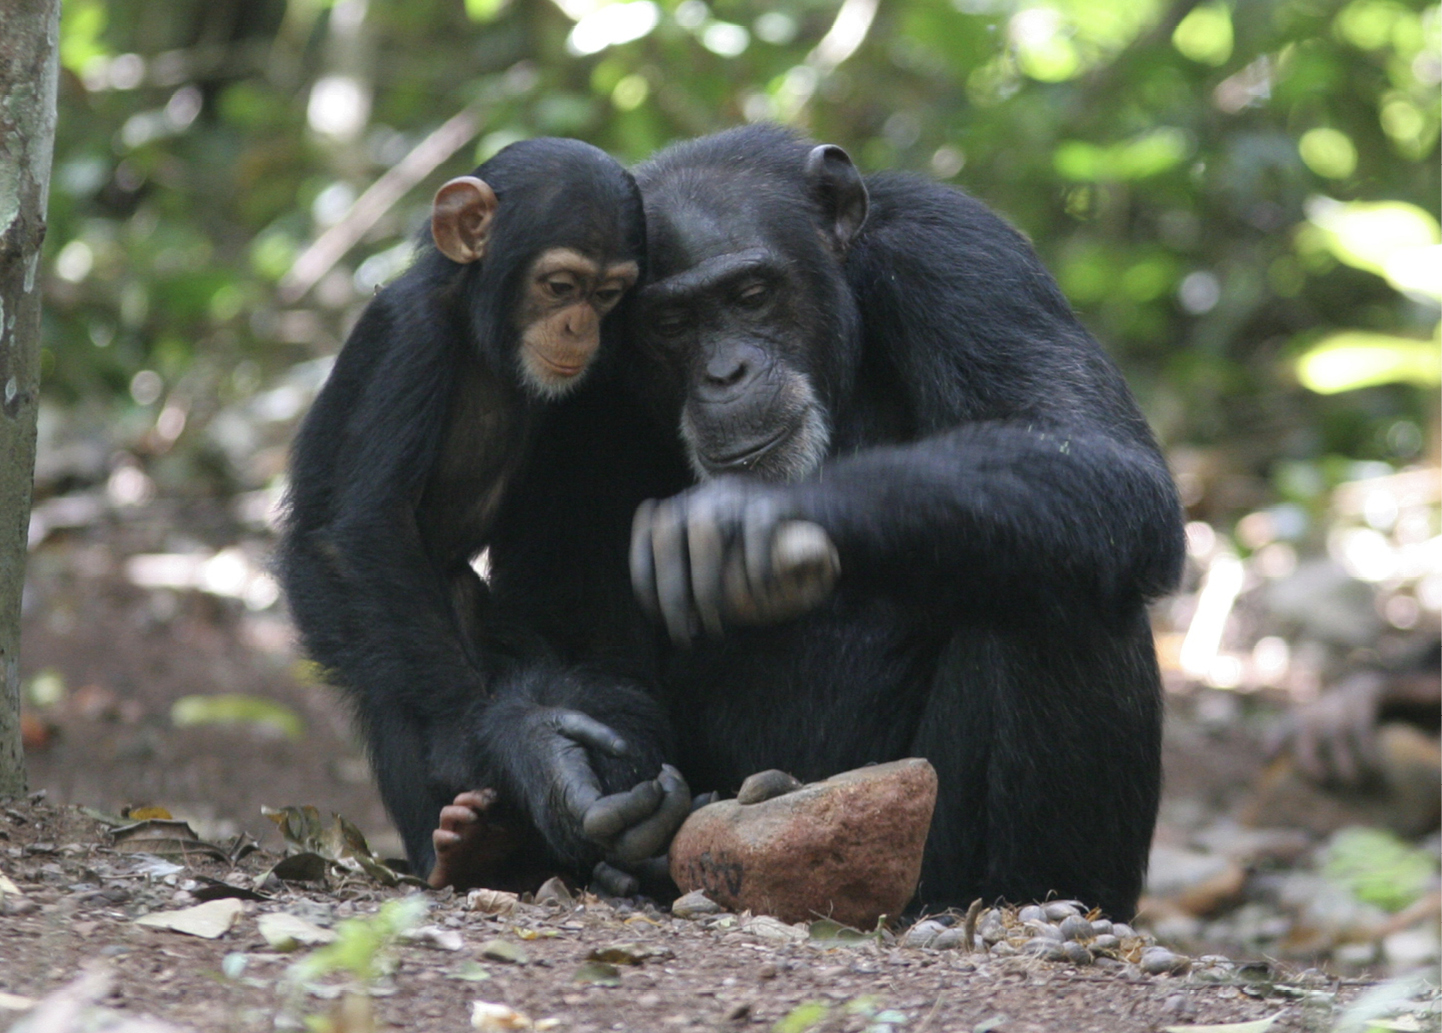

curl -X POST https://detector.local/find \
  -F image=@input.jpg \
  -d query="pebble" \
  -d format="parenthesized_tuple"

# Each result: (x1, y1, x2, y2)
(1043, 901, 1081, 921)
(735, 770, 802, 805)
(1017, 905, 1045, 923)
(1091, 934, 1120, 952)
(1060, 942, 1092, 965)
(1023, 938, 1066, 961)
(981, 922, 1007, 944)
(1139, 946, 1191, 975)
(1058, 915, 1093, 942)
(903, 920, 947, 948)
(1023, 919, 1062, 941)
(932, 927, 967, 950)
(671, 890, 722, 920)
(1090, 919, 1113, 937)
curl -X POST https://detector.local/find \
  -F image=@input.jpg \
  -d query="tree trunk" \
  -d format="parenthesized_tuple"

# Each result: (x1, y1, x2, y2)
(0, 0, 60, 798)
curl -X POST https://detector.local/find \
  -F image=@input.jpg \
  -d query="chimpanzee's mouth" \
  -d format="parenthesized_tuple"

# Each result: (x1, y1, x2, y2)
(532, 349, 589, 378)
(700, 426, 792, 472)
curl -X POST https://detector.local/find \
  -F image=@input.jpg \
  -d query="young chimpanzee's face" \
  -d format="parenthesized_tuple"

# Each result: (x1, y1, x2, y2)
(430, 138, 643, 399)
(510, 247, 636, 397)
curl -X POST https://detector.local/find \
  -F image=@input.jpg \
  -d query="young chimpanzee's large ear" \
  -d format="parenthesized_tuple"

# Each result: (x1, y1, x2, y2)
(804, 145, 869, 252)
(431, 176, 498, 264)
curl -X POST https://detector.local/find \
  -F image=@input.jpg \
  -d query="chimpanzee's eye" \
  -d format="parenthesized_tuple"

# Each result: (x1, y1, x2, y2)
(736, 281, 770, 308)
(545, 276, 577, 299)
(652, 308, 690, 338)
(594, 287, 624, 307)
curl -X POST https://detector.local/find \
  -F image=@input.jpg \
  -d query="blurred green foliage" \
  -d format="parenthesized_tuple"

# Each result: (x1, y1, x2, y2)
(39, 0, 1441, 505)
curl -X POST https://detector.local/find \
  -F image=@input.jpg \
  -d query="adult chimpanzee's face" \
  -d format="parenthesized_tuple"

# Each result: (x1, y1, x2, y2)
(634, 180, 850, 483)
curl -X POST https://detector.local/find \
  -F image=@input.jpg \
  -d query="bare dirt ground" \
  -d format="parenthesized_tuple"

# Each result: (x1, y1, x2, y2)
(0, 798, 1360, 1033)
(4, 503, 1435, 1032)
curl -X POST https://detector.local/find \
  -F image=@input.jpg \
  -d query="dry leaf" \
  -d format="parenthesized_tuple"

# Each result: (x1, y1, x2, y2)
(479, 939, 528, 965)
(1163, 1015, 1284, 1033)
(471, 1001, 533, 1030)
(0, 991, 36, 1012)
(257, 911, 337, 950)
(467, 889, 519, 915)
(135, 898, 245, 938)
(403, 925, 464, 951)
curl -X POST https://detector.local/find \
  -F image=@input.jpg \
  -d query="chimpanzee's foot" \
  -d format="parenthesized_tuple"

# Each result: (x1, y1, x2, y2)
(428, 789, 526, 891)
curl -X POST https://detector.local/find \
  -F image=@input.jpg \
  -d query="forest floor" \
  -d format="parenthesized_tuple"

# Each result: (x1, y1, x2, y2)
(4, 499, 1438, 1032)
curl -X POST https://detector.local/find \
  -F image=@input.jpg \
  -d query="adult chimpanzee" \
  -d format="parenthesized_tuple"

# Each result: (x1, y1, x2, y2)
(277, 138, 691, 891)
(621, 126, 1186, 918)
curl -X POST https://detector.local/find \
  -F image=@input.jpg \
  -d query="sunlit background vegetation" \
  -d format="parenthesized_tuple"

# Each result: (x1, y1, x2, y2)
(38, 0, 1441, 531)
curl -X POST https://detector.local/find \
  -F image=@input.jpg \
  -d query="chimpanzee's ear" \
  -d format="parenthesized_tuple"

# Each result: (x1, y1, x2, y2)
(431, 176, 498, 264)
(804, 145, 869, 252)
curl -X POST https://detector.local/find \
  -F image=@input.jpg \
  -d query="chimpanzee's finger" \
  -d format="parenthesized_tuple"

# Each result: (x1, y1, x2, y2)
(722, 548, 761, 623)
(582, 778, 664, 843)
(770, 521, 841, 617)
(685, 498, 726, 637)
(630, 499, 661, 618)
(608, 764, 691, 863)
(651, 499, 697, 645)
(741, 496, 781, 615)
(591, 860, 639, 898)
(551, 710, 631, 758)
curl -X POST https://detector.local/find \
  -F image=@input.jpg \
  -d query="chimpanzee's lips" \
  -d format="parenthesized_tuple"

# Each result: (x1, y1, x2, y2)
(701, 426, 792, 472)
(533, 350, 589, 377)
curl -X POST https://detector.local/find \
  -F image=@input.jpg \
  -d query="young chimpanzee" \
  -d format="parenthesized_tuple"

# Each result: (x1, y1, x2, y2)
(278, 138, 690, 891)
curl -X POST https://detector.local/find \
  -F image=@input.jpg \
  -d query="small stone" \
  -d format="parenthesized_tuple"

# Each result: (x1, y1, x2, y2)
(932, 927, 967, 950)
(671, 890, 722, 919)
(2, 896, 38, 916)
(757, 964, 778, 980)
(1111, 923, 1137, 939)
(981, 921, 1007, 944)
(1017, 905, 1045, 923)
(1023, 920, 1062, 941)
(736, 770, 802, 805)
(1139, 947, 1190, 975)
(904, 919, 947, 948)
(989, 942, 1019, 957)
(1090, 934, 1120, 952)
(1093, 957, 1124, 972)
(535, 877, 574, 908)
(1043, 901, 1081, 921)
(1058, 915, 1093, 942)
(1160, 994, 1195, 1019)
(1060, 942, 1092, 966)
(1090, 919, 1113, 937)
(670, 759, 937, 928)
(1023, 938, 1066, 961)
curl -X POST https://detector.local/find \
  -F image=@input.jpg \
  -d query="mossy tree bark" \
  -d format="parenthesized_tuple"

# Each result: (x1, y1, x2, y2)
(0, 0, 60, 798)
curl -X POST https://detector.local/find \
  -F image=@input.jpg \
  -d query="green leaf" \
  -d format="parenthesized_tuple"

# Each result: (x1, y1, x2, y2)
(1322, 827, 1439, 911)
(1295, 331, 1442, 394)
(773, 1001, 830, 1033)
(172, 694, 304, 740)
(464, 0, 509, 22)
(573, 961, 622, 986)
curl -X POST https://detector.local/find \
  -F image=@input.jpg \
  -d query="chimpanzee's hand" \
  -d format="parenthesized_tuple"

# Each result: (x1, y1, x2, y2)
(630, 477, 840, 645)
(516, 707, 690, 868)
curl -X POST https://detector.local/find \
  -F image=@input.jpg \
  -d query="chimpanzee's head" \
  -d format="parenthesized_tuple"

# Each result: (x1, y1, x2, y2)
(631, 126, 868, 481)
(430, 137, 644, 399)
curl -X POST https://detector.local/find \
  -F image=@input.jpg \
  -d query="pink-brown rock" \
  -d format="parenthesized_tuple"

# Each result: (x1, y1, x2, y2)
(669, 759, 937, 928)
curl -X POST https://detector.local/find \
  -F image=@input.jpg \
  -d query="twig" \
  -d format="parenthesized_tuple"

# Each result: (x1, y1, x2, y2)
(278, 101, 488, 304)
